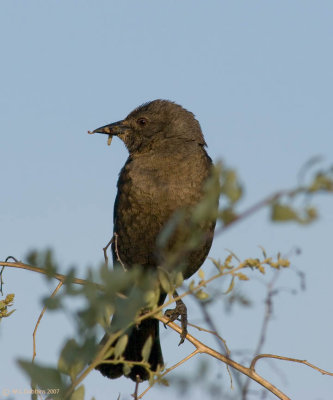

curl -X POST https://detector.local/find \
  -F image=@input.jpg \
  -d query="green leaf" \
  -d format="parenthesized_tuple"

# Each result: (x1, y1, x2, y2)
(195, 289, 209, 301)
(237, 273, 249, 281)
(18, 360, 66, 394)
(271, 203, 299, 222)
(308, 172, 333, 192)
(272, 203, 318, 225)
(70, 385, 85, 400)
(98, 303, 114, 329)
(26, 249, 58, 280)
(4, 293, 15, 304)
(220, 169, 243, 204)
(123, 363, 132, 376)
(145, 290, 159, 308)
(219, 207, 237, 225)
(246, 258, 260, 268)
(114, 335, 128, 359)
(26, 250, 38, 266)
(158, 268, 171, 293)
(0, 293, 16, 319)
(189, 280, 195, 292)
(58, 339, 88, 382)
(3, 308, 16, 318)
(43, 296, 62, 310)
(141, 335, 153, 362)
(209, 257, 222, 271)
(175, 272, 184, 288)
(159, 378, 170, 386)
(198, 269, 205, 280)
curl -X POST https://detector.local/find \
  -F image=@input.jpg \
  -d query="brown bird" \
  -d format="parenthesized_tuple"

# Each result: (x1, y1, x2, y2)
(91, 100, 217, 381)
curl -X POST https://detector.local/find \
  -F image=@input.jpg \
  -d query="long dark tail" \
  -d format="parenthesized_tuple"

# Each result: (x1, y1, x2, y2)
(95, 317, 163, 381)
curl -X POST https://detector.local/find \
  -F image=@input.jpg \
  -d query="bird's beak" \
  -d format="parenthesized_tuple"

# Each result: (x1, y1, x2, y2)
(92, 120, 127, 136)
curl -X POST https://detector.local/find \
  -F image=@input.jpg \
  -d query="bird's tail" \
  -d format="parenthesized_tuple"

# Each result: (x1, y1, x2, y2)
(95, 317, 163, 381)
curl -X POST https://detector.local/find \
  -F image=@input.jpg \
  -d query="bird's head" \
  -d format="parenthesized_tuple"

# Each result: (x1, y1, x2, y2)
(90, 99, 206, 154)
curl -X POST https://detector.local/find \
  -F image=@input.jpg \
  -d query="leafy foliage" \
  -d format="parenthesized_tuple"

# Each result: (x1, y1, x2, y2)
(0, 293, 15, 319)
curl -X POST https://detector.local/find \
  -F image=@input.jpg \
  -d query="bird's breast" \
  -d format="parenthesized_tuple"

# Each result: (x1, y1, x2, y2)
(126, 154, 207, 209)
(113, 149, 212, 269)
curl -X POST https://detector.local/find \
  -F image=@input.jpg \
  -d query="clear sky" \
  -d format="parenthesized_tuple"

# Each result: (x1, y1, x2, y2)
(1, 1, 332, 399)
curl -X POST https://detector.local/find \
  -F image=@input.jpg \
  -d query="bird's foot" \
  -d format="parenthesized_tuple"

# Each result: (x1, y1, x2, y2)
(164, 297, 188, 345)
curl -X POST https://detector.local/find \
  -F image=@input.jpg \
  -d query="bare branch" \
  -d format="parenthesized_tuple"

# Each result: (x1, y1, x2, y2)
(138, 349, 200, 399)
(103, 236, 114, 267)
(32, 281, 63, 362)
(0, 260, 126, 299)
(0, 261, 91, 286)
(114, 232, 127, 271)
(250, 354, 333, 376)
(187, 321, 228, 347)
(242, 270, 279, 399)
(132, 376, 141, 400)
(158, 315, 290, 400)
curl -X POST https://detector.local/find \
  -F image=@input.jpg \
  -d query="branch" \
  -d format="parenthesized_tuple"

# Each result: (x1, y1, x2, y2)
(32, 281, 63, 362)
(103, 236, 114, 267)
(154, 316, 333, 399)
(114, 232, 127, 271)
(193, 299, 235, 389)
(0, 261, 92, 286)
(138, 349, 200, 399)
(242, 270, 279, 399)
(250, 354, 333, 377)
(157, 315, 290, 400)
(0, 260, 126, 299)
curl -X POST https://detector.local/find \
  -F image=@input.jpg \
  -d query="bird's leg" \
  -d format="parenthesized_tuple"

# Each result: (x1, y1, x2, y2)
(164, 291, 188, 345)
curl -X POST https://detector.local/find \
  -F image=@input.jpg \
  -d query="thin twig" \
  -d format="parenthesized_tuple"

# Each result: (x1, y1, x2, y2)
(132, 376, 141, 400)
(199, 302, 230, 356)
(32, 281, 63, 361)
(103, 236, 114, 267)
(255, 274, 279, 355)
(196, 301, 234, 389)
(114, 232, 127, 271)
(1, 256, 19, 294)
(0, 261, 126, 299)
(0, 261, 92, 286)
(0, 266, 4, 295)
(187, 321, 228, 345)
(250, 354, 333, 376)
(242, 271, 279, 399)
(138, 349, 200, 399)
(5, 256, 19, 263)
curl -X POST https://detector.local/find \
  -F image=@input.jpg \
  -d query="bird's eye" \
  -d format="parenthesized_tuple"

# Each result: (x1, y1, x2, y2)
(137, 117, 148, 126)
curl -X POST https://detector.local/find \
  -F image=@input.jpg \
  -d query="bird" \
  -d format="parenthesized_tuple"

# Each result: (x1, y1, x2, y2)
(90, 99, 217, 381)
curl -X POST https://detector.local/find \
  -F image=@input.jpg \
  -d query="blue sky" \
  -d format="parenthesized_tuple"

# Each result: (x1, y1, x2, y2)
(1, 2, 332, 399)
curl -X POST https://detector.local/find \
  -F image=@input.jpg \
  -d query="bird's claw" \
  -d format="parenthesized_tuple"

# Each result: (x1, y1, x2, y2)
(164, 299, 188, 345)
